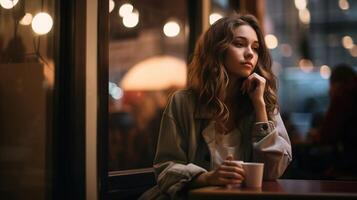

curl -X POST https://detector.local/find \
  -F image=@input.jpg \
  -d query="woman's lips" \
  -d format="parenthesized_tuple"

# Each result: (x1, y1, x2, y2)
(241, 61, 253, 68)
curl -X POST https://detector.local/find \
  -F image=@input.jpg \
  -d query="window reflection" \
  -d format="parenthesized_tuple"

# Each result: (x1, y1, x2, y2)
(0, 0, 55, 199)
(108, 0, 188, 171)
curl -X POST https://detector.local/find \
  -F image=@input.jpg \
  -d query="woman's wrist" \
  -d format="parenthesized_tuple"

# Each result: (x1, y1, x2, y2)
(253, 99, 268, 122)
(253, 98, 265, 109)
(191, 172, 210, 188)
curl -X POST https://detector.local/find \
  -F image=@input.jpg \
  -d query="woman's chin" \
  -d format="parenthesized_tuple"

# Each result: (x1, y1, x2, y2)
(229, 70, 252, 79)
(237, 72, 251, 79)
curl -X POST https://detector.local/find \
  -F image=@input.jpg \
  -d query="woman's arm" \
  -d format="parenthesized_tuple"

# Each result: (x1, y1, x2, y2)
(154, 108, 206, 198)
(153, 91, 211, 199)
(251, 113, 292, 180)
(242, 73, 292, 180)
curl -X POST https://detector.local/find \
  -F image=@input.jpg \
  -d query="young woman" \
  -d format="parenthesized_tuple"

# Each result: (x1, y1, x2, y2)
(140, 14, 292, 200)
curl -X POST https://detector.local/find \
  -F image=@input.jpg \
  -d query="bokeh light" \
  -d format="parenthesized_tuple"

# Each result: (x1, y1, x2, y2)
(299, 8, 311, 24)
(209, 13, 223, 25)
(265, 34, 278, 49)
(31, 12, 53, 35)
(109, 0, 115, 13)
(294, 0, 307, 10)
(320, 65, 331, 79)
(20, 13, 33, 26)
(163, 21, 180, 37)
(0, 0, 18, 9)
(122, 10, 139, 28)
(299, 59, 314, 73)
(342, 36, 354, 49)
(339, 0, 349, 10)
(119, 3, 133, 17)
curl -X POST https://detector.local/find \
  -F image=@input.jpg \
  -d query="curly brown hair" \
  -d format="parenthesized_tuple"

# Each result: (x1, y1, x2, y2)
(187, 14, 278, 134)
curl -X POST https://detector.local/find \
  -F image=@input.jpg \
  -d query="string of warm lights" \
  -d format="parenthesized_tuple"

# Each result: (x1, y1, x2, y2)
(109, 1, 224, 38)
(0, 0, 54, 68)
(0, 0, 53, 35)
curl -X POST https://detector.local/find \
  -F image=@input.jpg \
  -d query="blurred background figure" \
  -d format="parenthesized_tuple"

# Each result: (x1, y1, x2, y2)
(318, 63, 357, 180)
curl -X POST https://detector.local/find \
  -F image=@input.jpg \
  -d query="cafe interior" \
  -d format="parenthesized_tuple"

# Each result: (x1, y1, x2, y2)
(1, 0, 357, 199)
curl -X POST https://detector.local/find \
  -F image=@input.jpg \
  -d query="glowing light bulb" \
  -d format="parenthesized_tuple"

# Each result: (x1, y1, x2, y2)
(163, 21, 180, 37)
(342, 36, 354, 49)
(209, 13, 223, 25)
(109, 0, 115, 13)
(299, 59, 314, 73)
(122, 10, 139, 28)
(109, 82, 123, 100)
(265, 34, 278, 49)
(20, 13, 33, 26)
(0, 0, 19, 9)
(31, 12, 53, 35)
(339, 0, 349, 10)
(299, 8, 310, 24)
(294, 0, 307, 10)
(320, 65, 331, 79)
(119, 3, 133, 17)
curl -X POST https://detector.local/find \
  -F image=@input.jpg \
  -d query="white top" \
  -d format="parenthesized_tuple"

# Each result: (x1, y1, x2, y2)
(211, 125, 242, 169)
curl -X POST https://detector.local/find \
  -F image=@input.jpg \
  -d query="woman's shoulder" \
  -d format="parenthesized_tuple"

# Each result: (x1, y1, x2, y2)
(170, 88, 197, 103)
(165, 88, 197, 114)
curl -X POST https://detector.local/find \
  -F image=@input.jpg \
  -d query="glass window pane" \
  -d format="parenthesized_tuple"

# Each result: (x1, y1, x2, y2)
(108, 0, 189, 170)
(265, 0, 357, 180)
(0, 0, 56, 199)
(265, 0, 357, 140)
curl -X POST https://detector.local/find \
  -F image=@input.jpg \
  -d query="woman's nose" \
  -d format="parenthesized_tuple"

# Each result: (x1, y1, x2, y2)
(244, 47, 254, 59)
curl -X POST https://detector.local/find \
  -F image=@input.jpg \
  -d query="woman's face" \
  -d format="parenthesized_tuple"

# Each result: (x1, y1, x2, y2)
(224, 25, 259, 79)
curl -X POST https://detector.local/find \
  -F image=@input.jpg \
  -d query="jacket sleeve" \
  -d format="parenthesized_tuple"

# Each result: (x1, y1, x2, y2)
(251, 112, 292, 180)
(153, 94, 207, 199)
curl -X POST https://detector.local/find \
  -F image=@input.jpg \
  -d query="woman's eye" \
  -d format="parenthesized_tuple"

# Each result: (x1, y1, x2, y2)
(233, 42, 243, 47)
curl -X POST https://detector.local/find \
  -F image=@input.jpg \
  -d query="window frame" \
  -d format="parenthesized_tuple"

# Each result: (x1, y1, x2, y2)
(52, 0, 87, 199)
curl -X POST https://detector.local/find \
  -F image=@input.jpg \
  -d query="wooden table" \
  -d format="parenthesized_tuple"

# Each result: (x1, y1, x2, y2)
(189, 179, 357, 200)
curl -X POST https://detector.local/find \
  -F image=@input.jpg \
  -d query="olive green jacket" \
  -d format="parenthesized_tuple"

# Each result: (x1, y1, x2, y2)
(140, 89, 292, 200)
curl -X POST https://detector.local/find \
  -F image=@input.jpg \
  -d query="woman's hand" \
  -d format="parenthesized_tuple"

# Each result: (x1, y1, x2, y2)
(241, 73, 266, 106)
(241, 73, 268, 122)
(196, 160, 245, 187)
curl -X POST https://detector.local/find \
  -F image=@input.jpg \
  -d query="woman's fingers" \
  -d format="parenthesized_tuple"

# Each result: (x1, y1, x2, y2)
(241, 73, 266, 100)
(226, 155, 234, 161)
(217, 177, 243, 185)
(222, 160, 243, 168)
(208, 162, 246, 186)
(219, 165, 245, 177)
(217, 170, 245, 180)
(247, 74, 262, 91)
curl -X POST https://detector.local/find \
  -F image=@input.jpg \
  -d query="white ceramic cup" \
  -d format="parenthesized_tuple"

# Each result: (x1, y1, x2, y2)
(242, 162, 264, 188)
